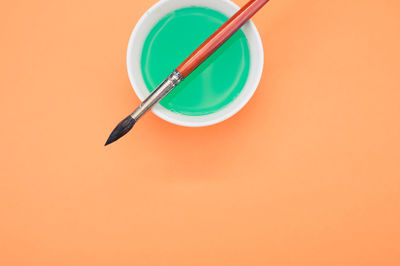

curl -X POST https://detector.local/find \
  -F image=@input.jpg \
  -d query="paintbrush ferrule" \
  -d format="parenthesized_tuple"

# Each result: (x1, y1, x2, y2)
(130, 70, 183, 121)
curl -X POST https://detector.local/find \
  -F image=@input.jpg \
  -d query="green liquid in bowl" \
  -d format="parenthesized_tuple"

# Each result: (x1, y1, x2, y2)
(141, 7, 250, 116)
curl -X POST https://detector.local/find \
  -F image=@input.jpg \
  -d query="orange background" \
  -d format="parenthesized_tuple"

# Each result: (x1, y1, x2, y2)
(1, 0, 400, 265)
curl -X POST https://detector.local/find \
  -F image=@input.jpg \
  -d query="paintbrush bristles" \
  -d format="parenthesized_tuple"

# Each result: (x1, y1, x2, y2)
(105, 116, 136, 146)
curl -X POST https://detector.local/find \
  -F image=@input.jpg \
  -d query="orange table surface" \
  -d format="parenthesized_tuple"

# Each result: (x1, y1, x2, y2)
(1, 0, 400, 265)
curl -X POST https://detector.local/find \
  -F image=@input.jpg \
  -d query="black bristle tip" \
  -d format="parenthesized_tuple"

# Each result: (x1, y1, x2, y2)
(105, 116, 136, 146)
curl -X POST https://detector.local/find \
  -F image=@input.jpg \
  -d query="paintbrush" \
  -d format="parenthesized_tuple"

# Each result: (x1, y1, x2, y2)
(105, 0, 270, 146)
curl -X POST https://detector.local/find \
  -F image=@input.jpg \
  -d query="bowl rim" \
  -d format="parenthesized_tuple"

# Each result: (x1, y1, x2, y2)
(127, 0, 264, 127)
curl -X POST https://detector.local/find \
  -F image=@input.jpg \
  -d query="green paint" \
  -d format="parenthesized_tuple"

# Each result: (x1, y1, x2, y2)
(141, 7, 250, 116)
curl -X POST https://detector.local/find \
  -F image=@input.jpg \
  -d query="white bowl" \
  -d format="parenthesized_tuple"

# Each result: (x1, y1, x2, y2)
(127, 0, 264, 127)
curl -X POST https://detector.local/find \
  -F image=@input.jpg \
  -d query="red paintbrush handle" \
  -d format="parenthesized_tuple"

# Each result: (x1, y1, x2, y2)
(176, 0, 270, 78)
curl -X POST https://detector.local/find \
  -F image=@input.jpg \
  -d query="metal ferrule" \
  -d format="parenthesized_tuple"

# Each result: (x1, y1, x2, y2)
(130, 70, 183, 121)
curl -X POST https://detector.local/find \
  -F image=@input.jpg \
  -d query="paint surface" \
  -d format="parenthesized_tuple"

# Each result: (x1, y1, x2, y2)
(141, 7, 250, 116)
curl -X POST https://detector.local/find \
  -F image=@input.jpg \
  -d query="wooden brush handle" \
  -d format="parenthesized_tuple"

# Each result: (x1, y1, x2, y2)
(176, 0, 270, 78)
